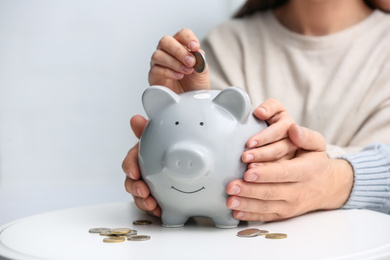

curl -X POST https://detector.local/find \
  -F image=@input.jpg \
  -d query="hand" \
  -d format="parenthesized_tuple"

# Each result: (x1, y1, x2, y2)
(242, 98, 297, 164)
(149, 28, 210, 93)
(226, 123, 354, 222)
(122, 115, 161, 217)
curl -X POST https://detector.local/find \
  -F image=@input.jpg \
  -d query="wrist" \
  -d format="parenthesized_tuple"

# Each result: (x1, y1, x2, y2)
(328, 158, 354, 209)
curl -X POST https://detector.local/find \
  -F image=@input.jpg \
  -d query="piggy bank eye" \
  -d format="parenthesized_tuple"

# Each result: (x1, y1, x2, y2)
(199, 122, 204, 126)
(175, 121, 179, 125)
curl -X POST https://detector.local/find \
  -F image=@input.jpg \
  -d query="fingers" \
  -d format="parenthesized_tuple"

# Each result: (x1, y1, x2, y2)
(150, 28, 200, 86)
(130, 115, 148, 139)
(243, 158, 312, 183)
(124, 176, 161, 217)
(227, 179, 293, 201)
(242, 137, 296, 163)
(253, 98, 289, 121)
(288, 123, 326, 152)
(226, 180, 306, 222)
(227, 196, 288, 221)
(247, 98, 294, 148)
(124, 176, 150, 198)
(122, 143, 141, 180)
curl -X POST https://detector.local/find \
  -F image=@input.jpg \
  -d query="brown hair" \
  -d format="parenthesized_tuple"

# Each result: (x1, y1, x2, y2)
(234, 0, 288, 18)
(234, 0, 376, 18)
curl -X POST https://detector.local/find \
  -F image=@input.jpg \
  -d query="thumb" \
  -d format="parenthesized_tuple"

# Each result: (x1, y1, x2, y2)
(130, 115, 149, 139)
(288, 123, 326, 152)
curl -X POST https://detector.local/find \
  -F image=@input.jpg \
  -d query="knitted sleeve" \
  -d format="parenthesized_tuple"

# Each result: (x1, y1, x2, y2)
(340, 143, 390, 214)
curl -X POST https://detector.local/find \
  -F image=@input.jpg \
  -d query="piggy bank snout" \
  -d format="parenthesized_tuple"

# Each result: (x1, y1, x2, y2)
(164, 145, 209, 180)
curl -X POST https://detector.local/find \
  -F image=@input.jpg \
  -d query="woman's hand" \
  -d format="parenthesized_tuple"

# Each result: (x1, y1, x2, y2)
(242, 98, 297, 164)
(149, 28, 210, 93)
(122, 115, 161, 217)
(227, 123, 354, 222)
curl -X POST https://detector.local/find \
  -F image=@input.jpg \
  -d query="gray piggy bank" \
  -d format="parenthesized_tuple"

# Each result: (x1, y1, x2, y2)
(139, 86, 267, 228)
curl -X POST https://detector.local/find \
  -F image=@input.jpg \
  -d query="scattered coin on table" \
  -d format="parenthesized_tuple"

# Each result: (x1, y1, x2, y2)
(265, 233, 288, 239)
(133, 219, 152, 225)
(237, 228, 286, 239)
(89, 226, 148, 243)
(88, 227, 111, 234)
(128, 235, 151, 241)
(237, 228, 262, 237)
(109, 228, 131, 234)
(103, 237, 125, 243)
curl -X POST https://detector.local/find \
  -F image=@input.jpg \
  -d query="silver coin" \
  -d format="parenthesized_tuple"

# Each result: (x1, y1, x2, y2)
(128, 235, 151, 241)
(193, 51, 206, 73)
(124, 229, 138, 236)
(89, 227, 111, 234)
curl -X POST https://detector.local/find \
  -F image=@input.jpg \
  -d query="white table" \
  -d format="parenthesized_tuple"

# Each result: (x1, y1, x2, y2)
(1, 202, 390, 260)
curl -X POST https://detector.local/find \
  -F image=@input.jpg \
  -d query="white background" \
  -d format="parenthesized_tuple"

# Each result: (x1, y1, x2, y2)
(0, 0, 245, 226)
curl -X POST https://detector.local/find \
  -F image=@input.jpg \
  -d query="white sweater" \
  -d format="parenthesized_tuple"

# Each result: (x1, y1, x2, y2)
(202, 9, 390, 213)
(203, 9, 390, 155)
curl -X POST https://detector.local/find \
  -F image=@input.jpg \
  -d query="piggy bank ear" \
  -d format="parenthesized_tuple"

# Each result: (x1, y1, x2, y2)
(212, 87, 251, 123)
(142, 86, 180, 118)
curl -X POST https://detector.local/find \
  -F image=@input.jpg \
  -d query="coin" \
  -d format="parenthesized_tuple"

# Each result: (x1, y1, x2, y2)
(193, 51, 206, 73)
(103, 237, 125, 243)
(89, 227, 111, 234)
(124, 230, 138, 237)
(258, 230, 269, 236)
(133, 220, 152, 225)
(99, 231, 115, 236)
(109, 228, 131, 234)
(265, 233, 287, 239)
(128, 235, 151, 241)
(237, 228, 261, 237)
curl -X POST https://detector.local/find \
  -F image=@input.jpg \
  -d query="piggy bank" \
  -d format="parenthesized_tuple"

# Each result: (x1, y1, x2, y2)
(138, 86, 267, 228)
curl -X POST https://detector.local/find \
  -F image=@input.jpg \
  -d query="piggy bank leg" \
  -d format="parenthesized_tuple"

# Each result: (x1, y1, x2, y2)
(161, 211, 189, 228)
(211, 212, 239, 229)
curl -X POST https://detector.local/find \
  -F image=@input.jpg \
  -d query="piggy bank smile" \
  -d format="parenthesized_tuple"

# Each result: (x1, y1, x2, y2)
(171, 186, 205, 194)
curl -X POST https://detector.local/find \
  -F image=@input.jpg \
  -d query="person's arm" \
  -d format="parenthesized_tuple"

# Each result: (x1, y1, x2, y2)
(340, 143, 390, 214)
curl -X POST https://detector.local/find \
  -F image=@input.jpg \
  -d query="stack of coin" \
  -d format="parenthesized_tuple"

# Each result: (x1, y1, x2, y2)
(237, 228, 269, 238)
(89, 226, 151, 243)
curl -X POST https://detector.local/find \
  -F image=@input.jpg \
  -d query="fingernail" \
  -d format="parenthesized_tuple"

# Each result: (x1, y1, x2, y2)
(248, 163, 260, 169)
(230, 198, 240, 208)
(136, 186, 142, 197)
(230, 185, 241, 195)
(245, 172, 258, 182)
(189, 41, 198, 51)
(246, 153, 254, 162)
(249, 140, 258, 148)
(258, 107, 266, 114)
(184, 55, 195, 66)
(296, 125, 303, 138)
(182, 65, 193, 73)
(236, 211, 245, 219)
(128, 171, 134, 179)
(174, 72, 184, 79)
